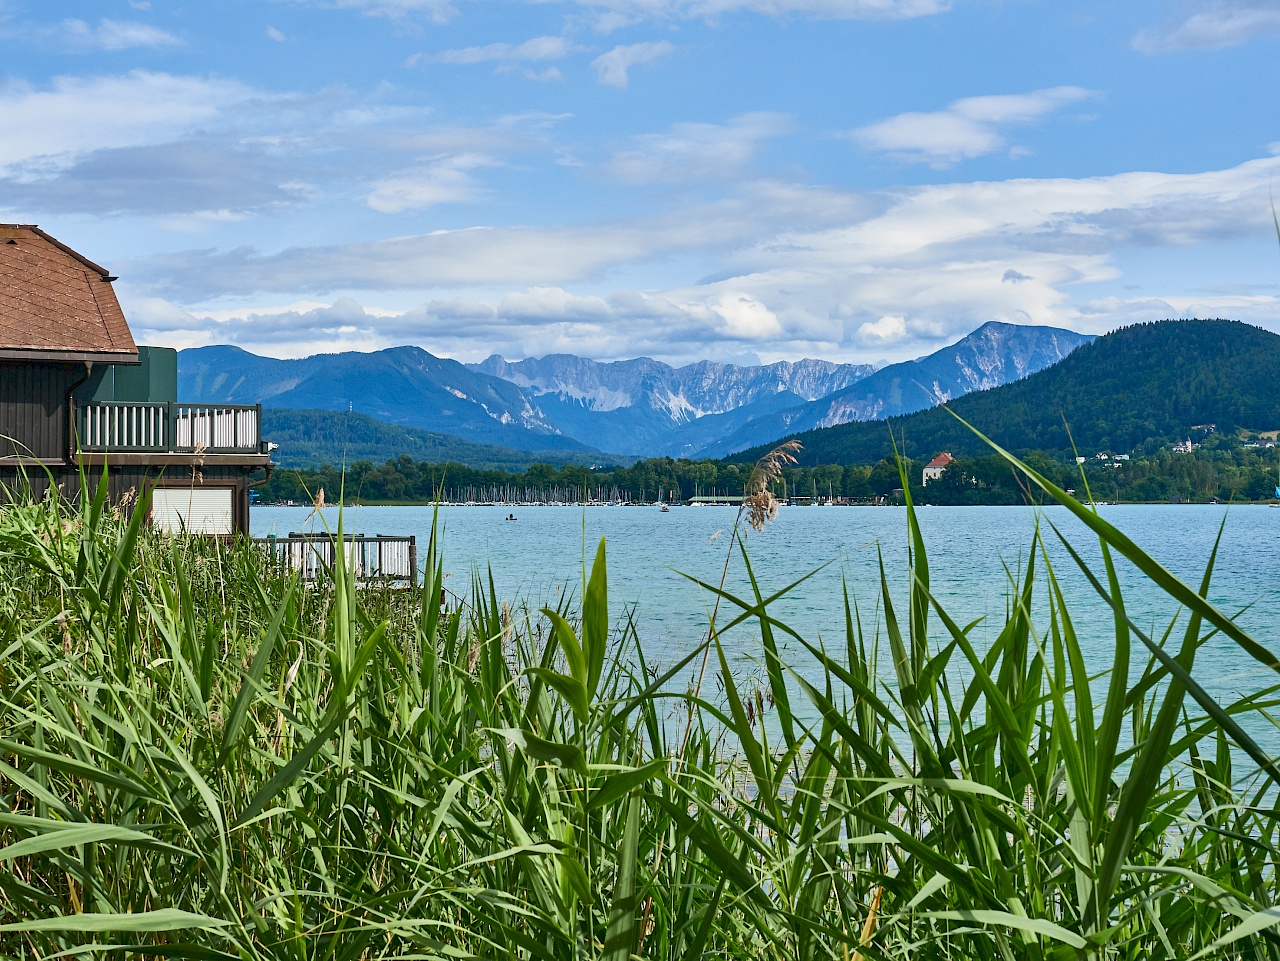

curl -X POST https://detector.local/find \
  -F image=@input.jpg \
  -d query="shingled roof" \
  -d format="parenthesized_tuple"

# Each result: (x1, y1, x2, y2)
(0, 224, 137, 363)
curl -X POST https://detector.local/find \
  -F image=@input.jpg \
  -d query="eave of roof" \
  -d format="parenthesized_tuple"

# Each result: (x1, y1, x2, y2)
(0, 347, 140, 364)
(27, 226, 114, 279)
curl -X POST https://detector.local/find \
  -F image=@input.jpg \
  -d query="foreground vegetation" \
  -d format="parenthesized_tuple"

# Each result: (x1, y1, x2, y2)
(3, 441, 1280, 958)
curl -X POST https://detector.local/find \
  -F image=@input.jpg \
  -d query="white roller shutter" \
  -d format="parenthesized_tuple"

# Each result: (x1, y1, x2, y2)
(151, 487, 234, 535)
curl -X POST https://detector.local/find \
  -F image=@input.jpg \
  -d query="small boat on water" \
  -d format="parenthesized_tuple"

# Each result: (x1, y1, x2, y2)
(661, 505, 670, 512)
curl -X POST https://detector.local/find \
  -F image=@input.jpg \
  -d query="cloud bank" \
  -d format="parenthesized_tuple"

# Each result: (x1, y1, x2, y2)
(1134, 1, 1280, 53)
(123, 152, 1280, 364)
(573, 0, 949, 29)
(592, 42, 674, 87)
(59, 19, 183, 51)
(606, 112, 791, 182)
(851, 86, 1097, 165)
(0, 72, 250, 178)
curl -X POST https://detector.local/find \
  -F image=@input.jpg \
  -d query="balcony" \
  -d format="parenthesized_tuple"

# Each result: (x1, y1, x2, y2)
(76, 401, 267, 455)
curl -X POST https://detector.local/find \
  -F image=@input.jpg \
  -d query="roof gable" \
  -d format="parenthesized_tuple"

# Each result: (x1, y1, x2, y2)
(0, 224, 137, 362)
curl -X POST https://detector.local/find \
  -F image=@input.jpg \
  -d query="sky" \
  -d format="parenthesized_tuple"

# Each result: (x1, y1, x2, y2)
(2, 0, 1279, 366)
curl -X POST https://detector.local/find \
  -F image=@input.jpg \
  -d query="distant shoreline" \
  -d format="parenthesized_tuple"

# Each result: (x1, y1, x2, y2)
(256, 498, 1277, 508)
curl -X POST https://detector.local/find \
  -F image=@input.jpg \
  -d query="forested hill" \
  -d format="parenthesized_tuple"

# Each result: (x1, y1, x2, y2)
(734, 320, 1280, 466)
(262, 409, 629, 471)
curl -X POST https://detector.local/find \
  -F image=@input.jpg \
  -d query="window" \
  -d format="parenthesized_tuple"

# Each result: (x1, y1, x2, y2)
(150, 486, 233, 535)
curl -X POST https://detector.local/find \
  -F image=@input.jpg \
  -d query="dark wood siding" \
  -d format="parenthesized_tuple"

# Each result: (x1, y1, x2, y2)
(0, 361, 79, 460)
(1, 463, 258, 534)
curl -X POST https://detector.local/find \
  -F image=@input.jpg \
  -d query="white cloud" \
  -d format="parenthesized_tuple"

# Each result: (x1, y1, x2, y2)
(607, 112, 791, 183)
(59, 18, 182, 50)
(1134, 1, 1280, 52)
(366, 154, 496, 212)
(709, 293, 783, 338)
(524, 67, 566, 82)
(498, 286, 614, 320)
(693, 0, 947, 16)
(157, 209, 254, 233)
(424, 35, 576, 65)
(0, 71, 251, 177)
(851, 86, 1098, 166)
(592, 41, 673, 88)
(131, 297, 400, 356)
(572, 0, 947, 29)
(267, 26, 287, 42)
(296, 0, 458, 23)
(857, 315, 907, 343)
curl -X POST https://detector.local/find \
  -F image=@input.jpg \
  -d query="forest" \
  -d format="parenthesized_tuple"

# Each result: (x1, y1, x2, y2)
(736, 319, 1280, 465)
(260, 437, 1280, 506)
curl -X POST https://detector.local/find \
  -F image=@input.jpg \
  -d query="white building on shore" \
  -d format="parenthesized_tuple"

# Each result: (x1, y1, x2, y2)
(922, 452, 954, 485)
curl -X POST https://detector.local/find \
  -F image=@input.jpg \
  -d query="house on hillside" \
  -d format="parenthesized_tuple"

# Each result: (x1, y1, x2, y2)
(922, 452, 953, 486)
(0, 224, 274, 534)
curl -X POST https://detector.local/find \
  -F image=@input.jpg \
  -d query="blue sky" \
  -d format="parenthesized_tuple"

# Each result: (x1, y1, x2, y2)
(3, 0, 1279, 364)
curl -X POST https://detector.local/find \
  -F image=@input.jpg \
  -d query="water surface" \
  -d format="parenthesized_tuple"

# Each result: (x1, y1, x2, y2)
(252, 503, 1280, 720)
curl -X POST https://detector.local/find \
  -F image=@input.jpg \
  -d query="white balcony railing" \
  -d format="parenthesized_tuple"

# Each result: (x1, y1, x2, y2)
(77, 402, 263, 454)
(255, 534, 417, 586)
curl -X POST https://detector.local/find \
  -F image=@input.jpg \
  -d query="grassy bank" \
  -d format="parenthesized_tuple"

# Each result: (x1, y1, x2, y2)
(2, 446, 1280, 959)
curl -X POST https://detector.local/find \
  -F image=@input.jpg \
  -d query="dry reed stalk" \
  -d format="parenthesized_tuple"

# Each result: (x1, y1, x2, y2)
(682, 439, 800, 738)
(851, 884, 882, 961)
(638, 441, 802, 955)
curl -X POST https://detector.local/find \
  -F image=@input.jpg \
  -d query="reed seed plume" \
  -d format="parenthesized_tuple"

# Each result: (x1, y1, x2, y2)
(191, 439, 207, 484)
(301, 485, 326, 524)
(742, 439, 800, 532)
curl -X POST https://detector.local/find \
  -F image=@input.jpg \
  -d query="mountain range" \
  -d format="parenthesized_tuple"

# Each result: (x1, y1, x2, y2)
(179, 344, 591, 453)
(734, 319, 1280, 466)
(697, 322, 1093, 456)
(471, 354, 875, 457)
(178, 321, 1092, 463)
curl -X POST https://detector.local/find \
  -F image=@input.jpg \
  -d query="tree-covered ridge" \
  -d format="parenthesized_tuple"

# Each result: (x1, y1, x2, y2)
(261, 439, 1280, 506)
(263, 454, 906, 504)
(910, 444, 1280, 505)
(262, 408, 629, 471)
(734, 319, 1280, 466)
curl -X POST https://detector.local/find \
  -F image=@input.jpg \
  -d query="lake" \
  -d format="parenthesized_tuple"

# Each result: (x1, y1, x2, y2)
(251, 503, 1280, 717)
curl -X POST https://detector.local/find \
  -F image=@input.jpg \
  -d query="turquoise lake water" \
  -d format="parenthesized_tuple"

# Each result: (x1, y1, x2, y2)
(251, 503, 1280, 724)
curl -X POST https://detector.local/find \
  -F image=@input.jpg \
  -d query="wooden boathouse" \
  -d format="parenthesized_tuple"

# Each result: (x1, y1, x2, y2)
(0, 224, 274, 534)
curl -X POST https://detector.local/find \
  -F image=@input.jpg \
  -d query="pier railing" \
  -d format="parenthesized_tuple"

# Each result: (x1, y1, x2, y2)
(254, 533, 417, 587)
(76, 402, 264, 454)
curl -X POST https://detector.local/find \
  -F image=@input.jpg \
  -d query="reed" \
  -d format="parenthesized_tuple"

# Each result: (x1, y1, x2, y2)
(1, 442, 1279, 960)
